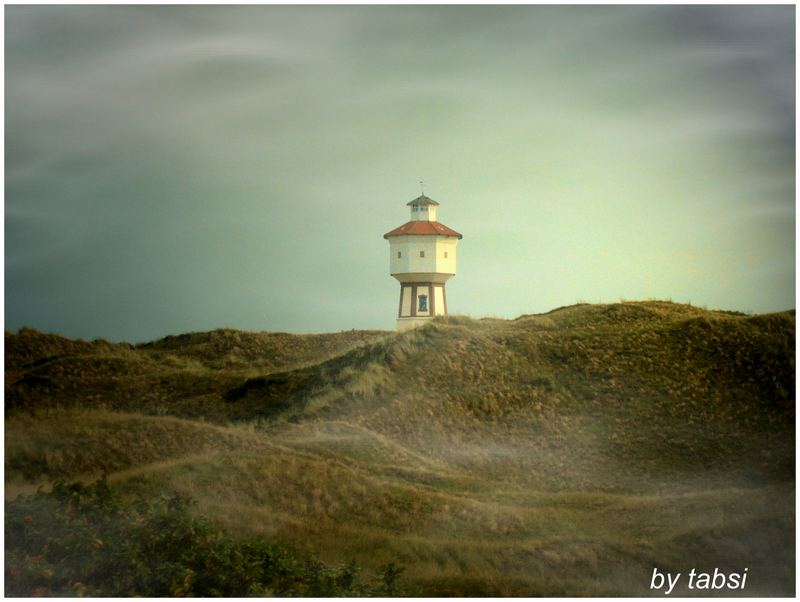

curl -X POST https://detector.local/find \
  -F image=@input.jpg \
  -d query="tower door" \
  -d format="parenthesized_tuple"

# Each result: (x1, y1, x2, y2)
(414, 285, 430, 316)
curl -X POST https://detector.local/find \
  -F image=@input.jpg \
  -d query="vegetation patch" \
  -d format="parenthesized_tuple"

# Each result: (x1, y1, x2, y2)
(6, 476, 406, 597)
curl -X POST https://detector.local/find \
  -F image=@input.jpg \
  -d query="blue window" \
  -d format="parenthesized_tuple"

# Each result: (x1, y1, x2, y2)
(418, 295, 428, 312)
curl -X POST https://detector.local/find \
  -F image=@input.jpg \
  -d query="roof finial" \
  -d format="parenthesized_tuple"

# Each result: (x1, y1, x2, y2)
(419, 180, 425, 196)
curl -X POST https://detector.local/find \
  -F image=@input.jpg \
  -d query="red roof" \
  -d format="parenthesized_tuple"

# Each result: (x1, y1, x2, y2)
(383, 220, 463, 239)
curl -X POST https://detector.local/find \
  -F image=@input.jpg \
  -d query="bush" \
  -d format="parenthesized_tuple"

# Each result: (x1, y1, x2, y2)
(6, 476, 404, 596)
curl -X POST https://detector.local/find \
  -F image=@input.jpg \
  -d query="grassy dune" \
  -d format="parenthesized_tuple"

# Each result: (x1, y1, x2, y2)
(5, 301, 795, 595)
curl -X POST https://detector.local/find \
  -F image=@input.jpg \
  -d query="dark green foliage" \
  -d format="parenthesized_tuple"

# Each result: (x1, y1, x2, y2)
(5, 476, 404, 597)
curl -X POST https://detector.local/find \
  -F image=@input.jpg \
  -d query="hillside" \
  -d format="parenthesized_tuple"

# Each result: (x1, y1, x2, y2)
(5, 301, 795, 596)
(6, 326, 386, 422)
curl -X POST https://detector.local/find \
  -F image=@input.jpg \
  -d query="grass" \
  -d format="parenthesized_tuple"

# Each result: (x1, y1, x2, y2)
(6, 476, 406, 596)
(5, 300, 795, 595)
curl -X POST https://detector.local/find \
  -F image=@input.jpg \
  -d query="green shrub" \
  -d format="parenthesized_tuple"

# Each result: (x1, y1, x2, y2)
(6, 476, 404, 597)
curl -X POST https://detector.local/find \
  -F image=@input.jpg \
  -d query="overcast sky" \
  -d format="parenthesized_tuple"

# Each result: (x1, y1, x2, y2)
(5, 5, 795, 342)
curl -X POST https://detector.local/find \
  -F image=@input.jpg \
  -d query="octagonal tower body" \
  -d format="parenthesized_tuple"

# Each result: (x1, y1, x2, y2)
(384, 195, 462, 331)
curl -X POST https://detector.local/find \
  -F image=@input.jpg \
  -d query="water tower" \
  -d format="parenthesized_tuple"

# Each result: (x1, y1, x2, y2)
(383, 194, 462, 330)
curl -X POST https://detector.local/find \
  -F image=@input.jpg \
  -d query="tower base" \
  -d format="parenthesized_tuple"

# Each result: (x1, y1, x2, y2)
(396, 317, 435, 331)
(395, 281, 447, 331)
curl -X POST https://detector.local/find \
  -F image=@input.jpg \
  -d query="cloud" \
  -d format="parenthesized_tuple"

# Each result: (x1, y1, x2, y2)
(5, 6, 794, 340)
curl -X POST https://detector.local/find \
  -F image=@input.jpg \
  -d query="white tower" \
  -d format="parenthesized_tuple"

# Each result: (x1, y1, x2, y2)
(384, 194, 462, 331)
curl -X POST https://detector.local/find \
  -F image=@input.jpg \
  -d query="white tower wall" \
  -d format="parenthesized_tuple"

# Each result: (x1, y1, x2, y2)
(388, 235, 457, 278)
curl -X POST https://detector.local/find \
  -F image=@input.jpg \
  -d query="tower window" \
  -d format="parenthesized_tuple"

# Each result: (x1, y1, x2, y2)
(421, 206, 427, 211)
(419, 250, 425, 258)
(397, 251, 402, 258)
